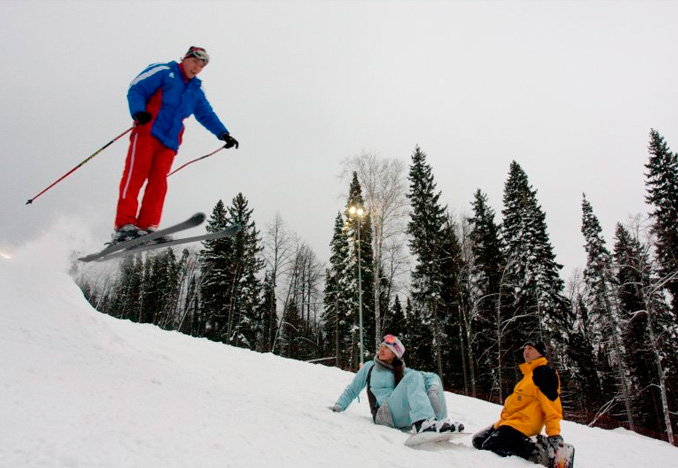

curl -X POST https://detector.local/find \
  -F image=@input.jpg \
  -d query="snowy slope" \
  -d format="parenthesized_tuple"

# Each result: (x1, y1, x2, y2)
(1, 223, 676, 468)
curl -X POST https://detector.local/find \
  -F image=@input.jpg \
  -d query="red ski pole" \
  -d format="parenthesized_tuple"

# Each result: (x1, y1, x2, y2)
(26, 126, 134, 205)
(168, 145, 226, 177)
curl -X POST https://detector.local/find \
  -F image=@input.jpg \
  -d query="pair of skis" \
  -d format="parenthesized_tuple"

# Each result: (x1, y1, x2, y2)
(78, 213, 242, 262)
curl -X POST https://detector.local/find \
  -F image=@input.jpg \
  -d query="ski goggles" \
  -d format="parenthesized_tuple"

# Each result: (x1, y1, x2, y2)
(184, 46, 210, 65)
(380, 334, 404, 357)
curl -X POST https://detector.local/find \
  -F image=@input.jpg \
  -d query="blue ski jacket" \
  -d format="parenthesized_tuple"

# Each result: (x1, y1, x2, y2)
(127, 61, 228, 152)
(333, 359, 441, 411)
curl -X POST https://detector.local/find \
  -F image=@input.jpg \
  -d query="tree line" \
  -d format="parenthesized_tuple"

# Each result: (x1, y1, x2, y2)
(75, 129, 678, 444)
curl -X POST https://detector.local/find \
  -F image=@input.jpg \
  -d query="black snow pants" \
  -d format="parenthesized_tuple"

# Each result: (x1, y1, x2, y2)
(472, 424, 536, 460)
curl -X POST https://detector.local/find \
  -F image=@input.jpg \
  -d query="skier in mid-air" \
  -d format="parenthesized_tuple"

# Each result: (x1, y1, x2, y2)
(472, 341, 569, 466)
(113, 46, 239, 244)
(330, 334, 463, 435)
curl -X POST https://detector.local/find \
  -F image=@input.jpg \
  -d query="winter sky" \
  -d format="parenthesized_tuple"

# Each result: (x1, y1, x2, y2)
(1, 1, 677, 281)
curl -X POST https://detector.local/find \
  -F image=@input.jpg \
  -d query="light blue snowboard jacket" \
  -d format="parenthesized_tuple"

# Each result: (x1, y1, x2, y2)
(334, 359, 443, 412)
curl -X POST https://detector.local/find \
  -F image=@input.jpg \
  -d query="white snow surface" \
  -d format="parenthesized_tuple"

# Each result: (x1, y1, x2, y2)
(1, 225, 677, 467)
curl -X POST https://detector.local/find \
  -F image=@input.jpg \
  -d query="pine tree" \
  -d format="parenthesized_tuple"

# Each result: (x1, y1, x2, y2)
(110, 254, 144, 321)
(199, 200, 232, 342)
(322, 213, 353, 368)
(383, 295, 406, 337)
(614, 223, 678, 443)
(563, 286, 603, 423)
(199, 194, 264, 349)
(279, 300, 301, 358)
(181, 274, 201, 336)
(612, 225, 657, 427)
(406, 145, 450, 377)
(258, 272, 277, 352)
(438, 215, 468, 392)
(468, 189, 509, 400)
(139, 249, 183, 329)
(404, 292, 433, 372)
(501, 161, 569, 347)
(644, 129, 678, 320)
(226, 193, 265, 349)
(581, 195, 634, 429)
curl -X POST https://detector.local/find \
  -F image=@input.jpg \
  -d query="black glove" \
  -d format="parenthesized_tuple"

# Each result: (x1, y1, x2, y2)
(220, 132, 239, 149)
(133, 111, 152, 125)
(547, 435, 564, 447)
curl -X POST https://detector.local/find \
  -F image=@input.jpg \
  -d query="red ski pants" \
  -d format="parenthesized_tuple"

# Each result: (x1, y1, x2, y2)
(115, 129, 176, 230)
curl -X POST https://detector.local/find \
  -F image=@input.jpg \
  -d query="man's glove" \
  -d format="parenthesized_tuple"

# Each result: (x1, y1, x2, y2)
(133, 111, 152, 125)
(219, 132, 239, 149)
(329, 405, 342, 412)
(547, 435, 564, 447)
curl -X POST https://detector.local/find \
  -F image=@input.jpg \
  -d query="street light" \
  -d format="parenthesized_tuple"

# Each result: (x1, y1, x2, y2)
(348, 205, 365, 365)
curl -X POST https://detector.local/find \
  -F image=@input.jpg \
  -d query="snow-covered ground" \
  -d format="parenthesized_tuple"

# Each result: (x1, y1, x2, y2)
(1, 223, 676, 467)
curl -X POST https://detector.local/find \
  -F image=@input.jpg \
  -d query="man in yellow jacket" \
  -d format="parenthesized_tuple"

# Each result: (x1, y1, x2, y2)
(472, 341, 565, 465)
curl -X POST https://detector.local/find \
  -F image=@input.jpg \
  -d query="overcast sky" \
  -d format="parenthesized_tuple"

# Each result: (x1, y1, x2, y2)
(2, 0, 677, 281)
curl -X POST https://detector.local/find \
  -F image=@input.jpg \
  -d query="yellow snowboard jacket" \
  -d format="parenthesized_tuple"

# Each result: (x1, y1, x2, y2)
(495, 357, 563, 437)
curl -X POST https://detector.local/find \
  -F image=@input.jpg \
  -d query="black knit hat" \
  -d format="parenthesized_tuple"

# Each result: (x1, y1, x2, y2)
(524, 341, 547, 357)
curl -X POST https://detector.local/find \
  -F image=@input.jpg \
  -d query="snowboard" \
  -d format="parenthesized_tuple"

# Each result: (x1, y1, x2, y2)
(550, 442, 575, 468)
(405, 431, 469, 448)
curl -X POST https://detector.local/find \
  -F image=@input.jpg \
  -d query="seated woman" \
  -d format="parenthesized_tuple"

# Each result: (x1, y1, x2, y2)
(330, 334, 463, 434)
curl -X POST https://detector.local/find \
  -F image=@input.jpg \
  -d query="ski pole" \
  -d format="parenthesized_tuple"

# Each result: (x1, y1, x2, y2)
(26, 126, 134, 205)
(168, 145, 226, 177)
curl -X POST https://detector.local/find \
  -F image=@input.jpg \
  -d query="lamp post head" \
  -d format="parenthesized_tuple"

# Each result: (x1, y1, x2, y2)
(349, 205, 365, 218)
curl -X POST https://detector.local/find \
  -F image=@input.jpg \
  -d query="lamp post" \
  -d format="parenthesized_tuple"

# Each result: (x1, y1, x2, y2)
(348, 205, 365, 365)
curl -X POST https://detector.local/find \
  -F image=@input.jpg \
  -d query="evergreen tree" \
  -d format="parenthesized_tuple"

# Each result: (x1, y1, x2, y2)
(438, 215, 468, 392)
(614, 223, 678, 442)
(199, 194, 264, 349)
(199, 200, 232, 342)
(258, 272, 277, 352)
(501, 161, 569, 347)
(563, 288, 603, 423)
(581, 195, 634, 429)
(109, 254, 144, 321)
(226, 193, 265, 349)
(322, 213, 353, 369)
(468, 189, 509, 400)
(613, 224, 657, 428)
(137, 255, 155, 324)
(139, 249, 183, 328)
(644, 129, 678, 319)
(279, 300, 301, 358)
(383, 295, 406, 337)
(181, 274, 201, 336)
(404, 292, 433, 372)
(406, 145, 450, 377)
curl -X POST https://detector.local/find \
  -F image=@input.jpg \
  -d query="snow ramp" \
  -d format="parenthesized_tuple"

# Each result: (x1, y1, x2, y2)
(1, 226, 676, 467)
